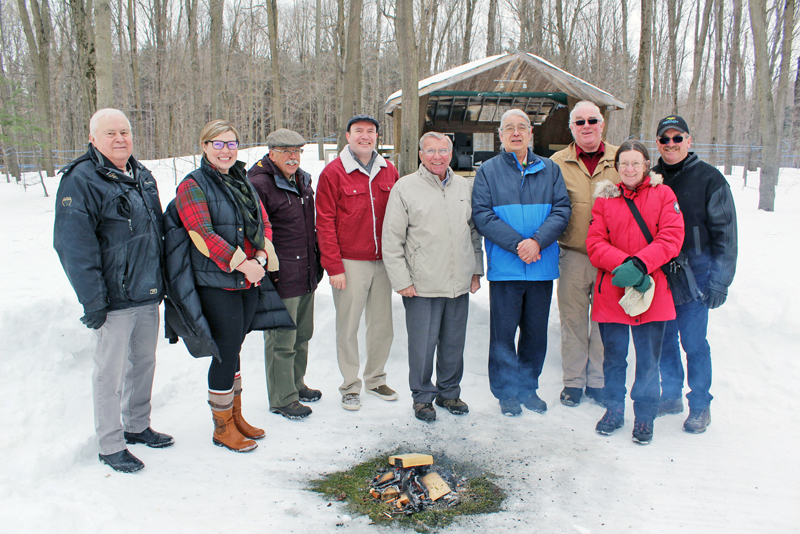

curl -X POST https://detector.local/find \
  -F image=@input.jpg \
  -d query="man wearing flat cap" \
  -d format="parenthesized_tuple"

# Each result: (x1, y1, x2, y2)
(316, 114, 400, 411)
(248, 128, 322, 419)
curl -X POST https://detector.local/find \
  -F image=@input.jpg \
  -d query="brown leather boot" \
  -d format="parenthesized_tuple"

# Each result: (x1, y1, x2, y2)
(208, 390, 257, 453)
(233, 394, 266, 439)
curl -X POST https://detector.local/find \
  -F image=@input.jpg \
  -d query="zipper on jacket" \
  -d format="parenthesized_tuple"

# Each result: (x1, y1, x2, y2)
(598, 271, 605, 293)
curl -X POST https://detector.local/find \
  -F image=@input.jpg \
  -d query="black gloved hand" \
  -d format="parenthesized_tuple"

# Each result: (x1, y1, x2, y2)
(81, 308, 108, 329)
(704, 287, 727, 309)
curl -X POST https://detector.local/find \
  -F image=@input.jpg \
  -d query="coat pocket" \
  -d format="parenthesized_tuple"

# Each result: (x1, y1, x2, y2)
(341, 184, 368, 212)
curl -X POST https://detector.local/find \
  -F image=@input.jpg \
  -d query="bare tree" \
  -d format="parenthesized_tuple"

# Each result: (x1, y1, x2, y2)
(724, 0, 743, 175)
(687, 0, 713, 126)
(486, 0, 498, 56)
(94, 0, 112, 108)
(266, 0, 282, 129)
(709, 0, 723, 149)
(395, 0, 418, 176)
(337, 0, 363, 152)
(775, 0, 795, 138)
(209, 0, 223, 118)
(461, 0, 476, 63)
(629, 0, 653, 138)
(316, 0, 324, 159)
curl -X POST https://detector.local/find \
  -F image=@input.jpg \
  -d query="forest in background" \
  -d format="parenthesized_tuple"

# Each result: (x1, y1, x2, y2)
(1, 0, 798, 209)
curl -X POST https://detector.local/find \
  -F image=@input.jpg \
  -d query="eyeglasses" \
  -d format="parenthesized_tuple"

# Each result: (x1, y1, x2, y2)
(573, 118, 600, 126)
(658, 135, 684, 145)
(616, 161, 646, 170)
(422, 149, 452, 156)
(206, 140, 239, 150)
(272, 148, 304, 156)
(502, 125, 530, 134)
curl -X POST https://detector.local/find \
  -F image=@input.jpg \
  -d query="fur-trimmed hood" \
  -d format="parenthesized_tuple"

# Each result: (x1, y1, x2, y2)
(593, 173, 663, 199)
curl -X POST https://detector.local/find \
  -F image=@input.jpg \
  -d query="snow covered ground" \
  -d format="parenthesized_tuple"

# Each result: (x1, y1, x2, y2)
(1, 147, 798, 533)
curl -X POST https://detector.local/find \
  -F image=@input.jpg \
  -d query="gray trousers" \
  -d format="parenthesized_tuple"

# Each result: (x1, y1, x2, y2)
(264, 292, 314, 407)
(402, 294, 469, 404)
(93, 303, 159, 455)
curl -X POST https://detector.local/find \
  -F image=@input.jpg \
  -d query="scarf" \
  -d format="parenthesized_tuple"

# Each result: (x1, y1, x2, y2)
(205, 157, 266, 251)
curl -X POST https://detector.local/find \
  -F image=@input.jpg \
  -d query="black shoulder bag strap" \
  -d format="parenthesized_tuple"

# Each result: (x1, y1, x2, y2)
(622, 196, 653, 243)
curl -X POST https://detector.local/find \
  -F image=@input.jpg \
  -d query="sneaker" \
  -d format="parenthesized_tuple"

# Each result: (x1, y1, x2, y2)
(632, 419, 654, 445)
(434, 396, 469, 415)
(595, 405, 625, 435)
(341, 393, 361, 411)
(560, 387, 583, 407)
(413, 402, 436, 422)
(270, 400, 312, 419)
(124, 427, 175, 448)
(683, 407, 711, 433)
(367, 385, 398, 401)
(522, 392, 547, 413)
(99, 449, 144, 473)
(584, 386, 605, 406)
(298, 385, 322, 403)
(499, 398, 522, 417)
(657, 397, 684, 417)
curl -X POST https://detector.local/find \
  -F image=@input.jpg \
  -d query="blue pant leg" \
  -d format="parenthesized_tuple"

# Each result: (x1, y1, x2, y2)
(630, 321, 666, 422)
(599, 323, 629, 407)
(488, 281, 525, 400)
(517, 280, 553, 395)
(677, 297, 712, 409)
(659, 318, 684, 399)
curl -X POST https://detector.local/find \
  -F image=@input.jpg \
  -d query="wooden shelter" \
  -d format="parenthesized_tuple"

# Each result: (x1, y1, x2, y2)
(384, 50, 626, 170)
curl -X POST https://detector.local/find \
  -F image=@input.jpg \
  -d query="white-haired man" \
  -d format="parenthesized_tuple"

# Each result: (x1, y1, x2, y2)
(54, 108, 173, 473)
(550, 101, 619, 407)
(472, 109, 571, 417)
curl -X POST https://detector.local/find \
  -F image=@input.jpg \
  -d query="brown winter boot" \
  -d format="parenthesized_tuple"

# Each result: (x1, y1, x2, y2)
(233, 377, 265, 440)
(208, 390, 257, 453)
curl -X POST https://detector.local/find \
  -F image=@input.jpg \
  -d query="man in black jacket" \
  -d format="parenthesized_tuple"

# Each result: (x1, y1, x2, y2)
(54, 109, 173, 473)
(652, 116, 738, 434)
(248, 128, 321, 420)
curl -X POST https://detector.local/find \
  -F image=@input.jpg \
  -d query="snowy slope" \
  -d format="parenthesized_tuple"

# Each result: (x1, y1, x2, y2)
(1, 149, 798, 533)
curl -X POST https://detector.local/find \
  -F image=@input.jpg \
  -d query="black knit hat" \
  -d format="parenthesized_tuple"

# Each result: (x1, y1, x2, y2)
(347, 114, 380, 133)
(656, 116, 690, 137)
(265, 128, 306, 148)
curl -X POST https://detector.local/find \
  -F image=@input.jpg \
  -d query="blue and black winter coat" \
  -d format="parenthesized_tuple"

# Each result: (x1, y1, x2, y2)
(472, 149, 571, 281)
(54, 145, 165, 312)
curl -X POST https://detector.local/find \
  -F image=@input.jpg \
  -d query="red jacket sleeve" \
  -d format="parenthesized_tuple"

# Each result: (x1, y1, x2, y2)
(315, 163, 345, 276)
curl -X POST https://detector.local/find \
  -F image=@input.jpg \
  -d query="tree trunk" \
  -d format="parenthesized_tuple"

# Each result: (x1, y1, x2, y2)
(709, 0, 723, 151)
(209, 0, 223, 118)
(749, 0, 779, 211)
(776, 0, 795, 139)
(667, 0, 679, 113)
(724, 0, 742, 175)
(338, 0, 363, 152)
(94, 0, 112, 108)
(792, 56, 800, 160)
(69, 0, 96, 128)
(266, 0, 283, 129)
(185, 0, 199, 133)
(395, 0, 418, 176)
(486, 0, 498, 56)
(620, 0, 629, 99)
(461, 0, 476, 63)
(687, 0, 713, 126)
(629, 0, 652, 138)
(316, 0, 324, 159)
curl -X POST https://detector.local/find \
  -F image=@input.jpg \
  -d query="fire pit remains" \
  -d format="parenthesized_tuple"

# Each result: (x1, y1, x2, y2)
(369, 453, 464, 515)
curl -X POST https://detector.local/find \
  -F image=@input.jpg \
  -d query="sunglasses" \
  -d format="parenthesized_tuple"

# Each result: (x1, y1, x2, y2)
(205, 140, 239, 150)
(658, 135, 684, 145)
(573, 118, 600, 126)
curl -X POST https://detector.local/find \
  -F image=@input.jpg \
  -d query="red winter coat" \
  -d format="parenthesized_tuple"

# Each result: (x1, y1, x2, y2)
(315, 148, 399, 276)
(586, 175, 685, 325)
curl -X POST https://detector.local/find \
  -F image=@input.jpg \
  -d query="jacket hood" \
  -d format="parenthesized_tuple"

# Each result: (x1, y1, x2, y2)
(594, 173, 663, 199)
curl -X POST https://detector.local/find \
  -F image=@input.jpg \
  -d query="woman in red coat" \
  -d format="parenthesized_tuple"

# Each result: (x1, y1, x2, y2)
(586, 140, 684, 445)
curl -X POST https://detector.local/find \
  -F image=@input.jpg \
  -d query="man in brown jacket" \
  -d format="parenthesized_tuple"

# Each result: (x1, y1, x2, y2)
(550, 101, 619, 407)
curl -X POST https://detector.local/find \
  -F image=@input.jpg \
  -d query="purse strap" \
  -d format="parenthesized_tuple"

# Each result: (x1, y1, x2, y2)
(622, 196, 654, 244)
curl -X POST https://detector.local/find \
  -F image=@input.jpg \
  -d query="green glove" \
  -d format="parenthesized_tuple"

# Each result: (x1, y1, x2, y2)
(611, 259, 645, 288)
(633, 274, 651, 292)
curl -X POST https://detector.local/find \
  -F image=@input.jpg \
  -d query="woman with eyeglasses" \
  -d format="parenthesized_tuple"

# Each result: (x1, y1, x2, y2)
(163, 120, 293, 452)
(585, 140, 684, 445)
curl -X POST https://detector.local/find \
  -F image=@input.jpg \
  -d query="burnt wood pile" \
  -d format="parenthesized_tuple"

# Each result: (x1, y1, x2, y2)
(369, 454, 464, 516)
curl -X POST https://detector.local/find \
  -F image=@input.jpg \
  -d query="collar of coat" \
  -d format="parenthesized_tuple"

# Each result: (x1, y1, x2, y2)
(593, 173, 664, 199)
(255, 153, 311, 193)
(415, 162, 453, 188)
(339, 146, 387, 179)
(501, 148, 546, 174)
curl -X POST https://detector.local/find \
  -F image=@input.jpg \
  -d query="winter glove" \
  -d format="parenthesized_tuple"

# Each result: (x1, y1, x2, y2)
(81, 307, 108, 329)
(633, 273, 651, 293)
(704, 287, 727, 309)
(611, 258, 647, 289)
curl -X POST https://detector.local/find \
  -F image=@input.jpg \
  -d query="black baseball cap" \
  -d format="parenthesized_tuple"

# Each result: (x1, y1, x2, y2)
(347, 114, 380, 133)
(656, 115, 690, 137)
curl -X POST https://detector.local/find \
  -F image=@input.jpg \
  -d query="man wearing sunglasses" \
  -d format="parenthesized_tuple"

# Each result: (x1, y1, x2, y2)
(550, 101, 619, 408)
(652, 115, 738, 434)
(248, 128, 322, 420)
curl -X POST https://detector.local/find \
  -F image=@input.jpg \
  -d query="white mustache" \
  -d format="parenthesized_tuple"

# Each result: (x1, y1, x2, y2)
(286, 159, 300, 166)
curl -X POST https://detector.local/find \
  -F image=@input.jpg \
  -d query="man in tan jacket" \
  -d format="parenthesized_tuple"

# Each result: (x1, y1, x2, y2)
(382, 132, 484, 422)
(550, 101, 619, 407)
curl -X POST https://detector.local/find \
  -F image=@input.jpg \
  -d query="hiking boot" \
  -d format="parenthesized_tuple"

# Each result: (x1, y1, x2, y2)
(434, 396, 469, 415)
(584, 386, 605, 406)
(367, 385, 398, 401)
(560, 387, 583, 407)
(124, 427, 175, 448)
(683, 407, 711, 433)
(341, 393, 361, 411)
(99, 449, 144, 473)
(657, 397, 684, 417)
(298, 385, 322, 403)
(270, 400, 312, 419)
(522, 392, 547, 413)
(413, 402, 436, 422)
(595, 405, 625, 435)
(499, 398, 522, 417)
(632, 419, 654, 445)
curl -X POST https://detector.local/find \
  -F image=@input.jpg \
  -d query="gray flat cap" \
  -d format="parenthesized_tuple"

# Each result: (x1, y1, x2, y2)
(266, 128, 306, 148)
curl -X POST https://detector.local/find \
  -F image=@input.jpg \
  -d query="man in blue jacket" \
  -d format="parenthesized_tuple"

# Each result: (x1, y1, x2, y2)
(472, 109, 571, 416)
(54, 109, 173, 473)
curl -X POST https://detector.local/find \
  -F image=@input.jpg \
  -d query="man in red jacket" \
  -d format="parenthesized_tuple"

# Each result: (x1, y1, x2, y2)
(316, 115, 400, 411)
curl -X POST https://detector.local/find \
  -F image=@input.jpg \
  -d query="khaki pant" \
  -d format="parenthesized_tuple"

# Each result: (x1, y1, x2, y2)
(264, 292, 315, 407)
(557, 248, 604, 388)
(332, 259, 393, 395)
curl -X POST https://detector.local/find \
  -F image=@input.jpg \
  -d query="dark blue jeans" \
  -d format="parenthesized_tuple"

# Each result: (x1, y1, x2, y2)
(599, 321, 665, 422)
(488, 280, 553, 401)
(659, 273, 713, 409)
